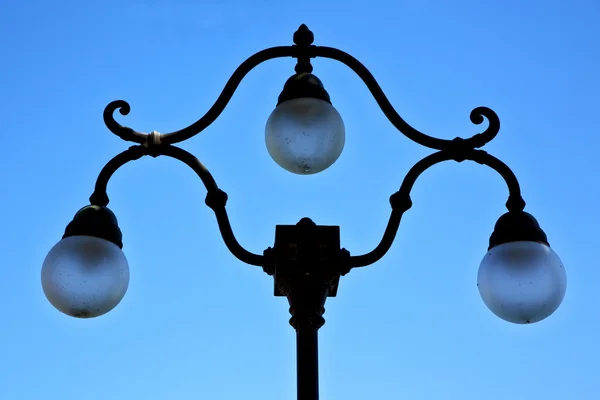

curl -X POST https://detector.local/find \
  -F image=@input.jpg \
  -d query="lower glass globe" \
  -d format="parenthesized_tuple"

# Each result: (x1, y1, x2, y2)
(41, 235, 130, 318)
(477, 241, 566, 324)
(265, 97, 345, 175)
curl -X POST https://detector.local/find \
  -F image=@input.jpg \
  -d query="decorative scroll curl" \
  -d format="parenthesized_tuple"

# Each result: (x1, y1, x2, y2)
(103, 47, 298, 145)
(310, 46, 500, 150)
(103, 100, 148, 144)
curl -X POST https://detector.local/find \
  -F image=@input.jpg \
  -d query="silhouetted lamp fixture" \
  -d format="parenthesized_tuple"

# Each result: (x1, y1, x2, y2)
(41, 24, 567, 400)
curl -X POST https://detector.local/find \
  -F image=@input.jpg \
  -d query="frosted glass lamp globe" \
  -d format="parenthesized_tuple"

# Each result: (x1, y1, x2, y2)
(265, 97, 345, 174)
(42, 235, 129, 318)
(477, 241, 566, 324)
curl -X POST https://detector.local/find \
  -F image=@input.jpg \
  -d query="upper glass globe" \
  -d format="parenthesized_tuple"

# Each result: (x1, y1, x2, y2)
(41, 235, 130, 318)
(477, 241, 566, 324)
(265, 97, 345, 174)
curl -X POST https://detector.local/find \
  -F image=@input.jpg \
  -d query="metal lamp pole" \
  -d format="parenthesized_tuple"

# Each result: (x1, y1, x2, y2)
(41, 25, 567, 400)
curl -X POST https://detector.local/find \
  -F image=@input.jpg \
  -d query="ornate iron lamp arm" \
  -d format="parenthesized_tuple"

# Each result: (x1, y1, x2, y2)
(159, 46, 298, 145)
(158, 145, 264, 266)
(310, 46, 500, 150)
(89, 145, 149, 206)
(88, 145, 263, 267)
(103, 46, 298, 145)
(349, 149, 526, 268)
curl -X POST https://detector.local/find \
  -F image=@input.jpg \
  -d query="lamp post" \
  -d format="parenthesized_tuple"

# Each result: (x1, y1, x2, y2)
(41, 24, 567, 400)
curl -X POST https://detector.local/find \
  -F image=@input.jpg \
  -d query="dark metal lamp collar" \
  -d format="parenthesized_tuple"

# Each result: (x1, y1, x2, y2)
(277, 73, 332, 105)
(489, 211, 550, 249)
(62, 205, 123, 249)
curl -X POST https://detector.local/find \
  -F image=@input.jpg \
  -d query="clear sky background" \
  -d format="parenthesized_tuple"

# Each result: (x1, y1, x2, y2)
(1, 1, 599, 399)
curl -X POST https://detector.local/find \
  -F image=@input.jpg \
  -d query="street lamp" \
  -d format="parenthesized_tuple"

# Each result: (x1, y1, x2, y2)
(41, 24, 567, 399)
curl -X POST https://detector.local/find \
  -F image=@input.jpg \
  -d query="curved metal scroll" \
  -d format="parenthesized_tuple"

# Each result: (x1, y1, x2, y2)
(89, 145, 263, 267)
(103, 46, 298, 145)
(349, 150, 526, 268)
(311, 46, 500, 150)
(89, 146, 148, 206)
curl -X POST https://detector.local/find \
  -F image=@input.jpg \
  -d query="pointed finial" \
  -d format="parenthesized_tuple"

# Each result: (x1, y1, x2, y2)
(293, 24, 314, 46)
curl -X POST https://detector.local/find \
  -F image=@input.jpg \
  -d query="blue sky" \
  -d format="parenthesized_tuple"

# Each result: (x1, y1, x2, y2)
(1, 1, 600, 399)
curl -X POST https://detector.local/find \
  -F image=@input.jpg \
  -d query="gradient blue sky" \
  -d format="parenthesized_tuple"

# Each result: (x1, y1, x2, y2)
(2, 1, 599, 399)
